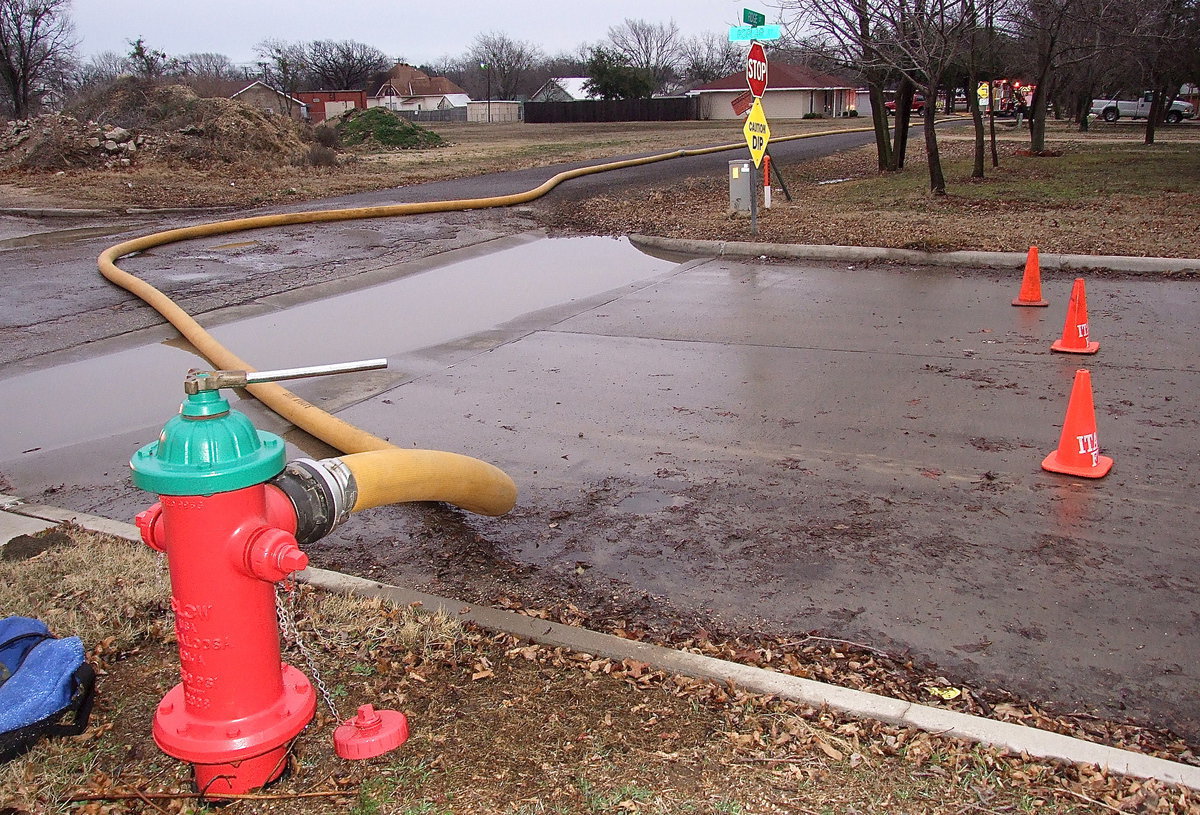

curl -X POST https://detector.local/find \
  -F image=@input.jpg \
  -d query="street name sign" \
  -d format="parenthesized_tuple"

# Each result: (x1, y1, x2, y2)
(746, 42, 768, 97)
(743, 97, 770, 167)
(743, 8, 766, 26)
(728, 25, 782, 41)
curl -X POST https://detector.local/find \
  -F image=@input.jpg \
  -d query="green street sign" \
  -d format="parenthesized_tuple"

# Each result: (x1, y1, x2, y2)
(743, 8, 766, 27)
(729, 25, 782, 41)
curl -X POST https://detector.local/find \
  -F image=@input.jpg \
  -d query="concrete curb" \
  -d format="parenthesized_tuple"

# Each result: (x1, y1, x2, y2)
(301, 568, 1200, 791)
(0, 494, 147, 541)
(0, 206, 238, 218)
(628, 234, 1200, 274)
(4, 497, 1198, 791)
(0, 207, 114, 218)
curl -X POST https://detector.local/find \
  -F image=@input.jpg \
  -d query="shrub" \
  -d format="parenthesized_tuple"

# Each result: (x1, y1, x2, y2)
(313, 124, 340, 148)
(302, 143, 338, 167)
(336, 107, 444, 149)
(803, 112, 826, 119)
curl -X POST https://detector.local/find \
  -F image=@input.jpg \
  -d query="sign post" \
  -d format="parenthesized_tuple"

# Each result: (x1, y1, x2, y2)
(743, 45, 770, 235)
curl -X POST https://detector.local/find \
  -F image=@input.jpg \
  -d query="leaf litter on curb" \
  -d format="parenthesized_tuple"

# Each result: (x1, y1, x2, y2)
(1, 527, 1198, 814)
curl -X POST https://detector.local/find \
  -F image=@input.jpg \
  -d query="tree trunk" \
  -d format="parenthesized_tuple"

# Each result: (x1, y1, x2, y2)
(891, 79, 915, 170)
(868, 82, 894, 172)
(1144, 84, 1167, 145)
(924, 80, 947, 195)
(1028, 65, 1052, 153)
(988, 81, 999, 168)
(969, 74, 985, 179)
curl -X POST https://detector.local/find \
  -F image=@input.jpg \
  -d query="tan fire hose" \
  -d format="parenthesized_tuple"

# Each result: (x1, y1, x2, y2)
(98, 126, 871, 516)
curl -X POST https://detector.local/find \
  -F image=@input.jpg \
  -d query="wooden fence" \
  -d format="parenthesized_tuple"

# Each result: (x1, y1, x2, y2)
(524, 97, 700, 124)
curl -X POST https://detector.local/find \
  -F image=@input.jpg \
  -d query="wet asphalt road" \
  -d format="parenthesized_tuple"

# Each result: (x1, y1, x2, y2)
(0, 126, 1197, 742)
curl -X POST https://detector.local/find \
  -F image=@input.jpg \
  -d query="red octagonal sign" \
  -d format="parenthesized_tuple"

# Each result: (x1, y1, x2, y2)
(746, 43, 768, 98)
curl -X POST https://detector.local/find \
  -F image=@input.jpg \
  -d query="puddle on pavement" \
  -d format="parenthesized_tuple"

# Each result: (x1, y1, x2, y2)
(615, 488, 687, 514)
(0, 224, 134, 250)
(0, 236, 677, 461)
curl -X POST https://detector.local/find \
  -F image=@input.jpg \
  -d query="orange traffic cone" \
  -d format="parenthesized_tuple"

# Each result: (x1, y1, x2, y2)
(1012, 246, 1049, 307)
(1041, 369, 1113, 478)
(1051, 278, 1099, 354)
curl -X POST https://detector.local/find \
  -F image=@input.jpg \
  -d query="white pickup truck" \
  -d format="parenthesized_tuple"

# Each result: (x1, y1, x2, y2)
(1090, 92, 1195, 124)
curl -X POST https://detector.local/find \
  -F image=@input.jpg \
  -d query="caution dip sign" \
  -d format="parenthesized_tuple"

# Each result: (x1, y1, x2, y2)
(743, 97, 770, 167)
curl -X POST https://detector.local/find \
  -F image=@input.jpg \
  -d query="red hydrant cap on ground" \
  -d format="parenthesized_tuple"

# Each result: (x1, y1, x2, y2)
(333, 704, 409, 760)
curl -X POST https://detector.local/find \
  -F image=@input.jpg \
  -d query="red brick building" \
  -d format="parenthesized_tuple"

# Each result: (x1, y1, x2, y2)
(302, 90, 368, 124)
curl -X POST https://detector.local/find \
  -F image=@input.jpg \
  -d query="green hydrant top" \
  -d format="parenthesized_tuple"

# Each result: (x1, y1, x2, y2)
(130, 389, 286, 496)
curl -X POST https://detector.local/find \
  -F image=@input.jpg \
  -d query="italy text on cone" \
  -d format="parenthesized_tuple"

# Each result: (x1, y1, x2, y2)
(1041, 368, 1113, 478)
(1050, 277, 1099, 354)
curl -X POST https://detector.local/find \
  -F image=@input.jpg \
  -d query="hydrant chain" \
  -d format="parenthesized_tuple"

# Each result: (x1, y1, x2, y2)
(276, 584, 342, 721)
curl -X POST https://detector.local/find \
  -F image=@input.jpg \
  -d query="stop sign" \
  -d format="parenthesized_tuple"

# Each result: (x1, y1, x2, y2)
(746, 43, 768, 97)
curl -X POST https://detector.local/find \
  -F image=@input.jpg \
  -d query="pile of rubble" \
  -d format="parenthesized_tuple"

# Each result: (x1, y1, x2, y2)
(1, 82, 312, 173)
(0, 115, 159, 171)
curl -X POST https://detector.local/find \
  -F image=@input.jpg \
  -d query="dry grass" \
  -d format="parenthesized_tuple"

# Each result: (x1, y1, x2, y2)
(544, 124, 1200, 259)
(4, 117, 1198, 263)
(0, 119, 850, 209)
(0, 525, 171, 649)
(1, 526, 1198, 814)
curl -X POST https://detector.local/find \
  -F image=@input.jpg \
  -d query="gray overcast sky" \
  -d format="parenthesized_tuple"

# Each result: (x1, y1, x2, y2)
(69, 1, 758, 67)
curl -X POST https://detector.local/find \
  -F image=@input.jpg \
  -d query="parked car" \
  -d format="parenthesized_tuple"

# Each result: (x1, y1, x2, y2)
(884, 94, 926, 116)
(1090, 92, 1195, 124)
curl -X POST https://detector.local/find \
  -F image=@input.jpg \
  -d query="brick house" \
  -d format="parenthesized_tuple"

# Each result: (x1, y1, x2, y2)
(369, 63, 469, 113)
(301, 90, 368, 124)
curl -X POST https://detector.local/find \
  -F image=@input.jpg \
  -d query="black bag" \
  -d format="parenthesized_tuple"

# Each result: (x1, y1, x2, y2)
(0, 616, 96, 762)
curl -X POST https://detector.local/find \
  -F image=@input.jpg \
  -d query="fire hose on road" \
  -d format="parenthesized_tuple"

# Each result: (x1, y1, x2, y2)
(98, 125, 873, 517)
(97, 124, 882, 792)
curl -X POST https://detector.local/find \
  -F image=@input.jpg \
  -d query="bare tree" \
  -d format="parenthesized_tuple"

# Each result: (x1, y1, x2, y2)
(74, 49, 131, 88)
(177, 51, 241, 97)
(0, 0, 76, 118)
(1128, 0, 1198, 143)
(467, 32, 542, 100)
(604, 18, 683, 93)
(679, 31, 742, 86)
(1042, 0, 1128, 131)
(866, 0, 974, 193)
(179, 52, 238, 79)
(305, 39, 389, 90)
(254, 38, 308, 112)
(523, 46, 591, 99)
(779, 0, 900, 171)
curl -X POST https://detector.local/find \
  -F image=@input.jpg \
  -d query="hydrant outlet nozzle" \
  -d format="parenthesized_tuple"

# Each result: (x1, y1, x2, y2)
(245, 528, 308, 583)
(135, 505, 166, 552)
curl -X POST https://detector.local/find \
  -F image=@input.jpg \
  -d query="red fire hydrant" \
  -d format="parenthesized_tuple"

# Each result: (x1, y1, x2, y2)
(131, 363, 404, 795)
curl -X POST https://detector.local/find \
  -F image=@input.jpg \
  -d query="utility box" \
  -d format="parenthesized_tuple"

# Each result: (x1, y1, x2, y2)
(728, 160, 754, 214)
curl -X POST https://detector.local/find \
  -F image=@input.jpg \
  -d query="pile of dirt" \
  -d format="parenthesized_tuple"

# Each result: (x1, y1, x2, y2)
(0, 79, 312, 172)
(336, 106, 444, 149)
